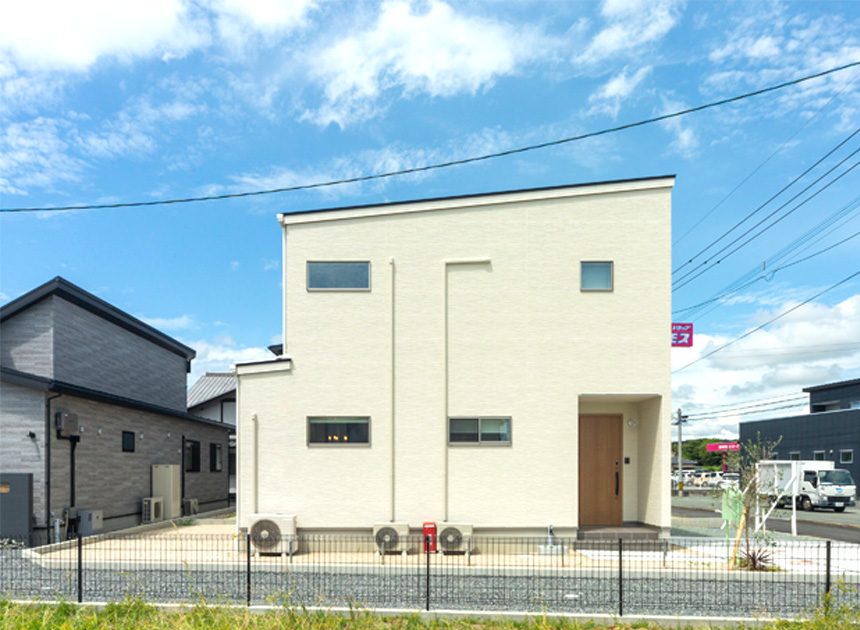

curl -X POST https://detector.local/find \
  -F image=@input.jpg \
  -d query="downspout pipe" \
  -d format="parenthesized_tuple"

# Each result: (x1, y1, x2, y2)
(389, 257, 396, 522)
(45, 393, 62, 532)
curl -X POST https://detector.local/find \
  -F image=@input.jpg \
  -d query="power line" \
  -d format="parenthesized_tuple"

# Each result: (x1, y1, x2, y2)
(673, 267, 860, 373)
(3, 59, 860, 214)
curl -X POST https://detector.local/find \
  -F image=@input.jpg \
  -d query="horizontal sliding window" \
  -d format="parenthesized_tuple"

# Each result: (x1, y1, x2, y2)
(307, 261, 370, 291)
(449, 417, 511, 445)
(308, 416, 370, 445)
(581, 261, 613, 291)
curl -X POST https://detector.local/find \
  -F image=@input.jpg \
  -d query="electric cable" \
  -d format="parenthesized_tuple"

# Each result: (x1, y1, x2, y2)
(3, 59, 860, 214)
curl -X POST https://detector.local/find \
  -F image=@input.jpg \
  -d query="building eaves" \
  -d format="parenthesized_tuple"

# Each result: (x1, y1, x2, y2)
(0, 277, 196, 362)
(187, 372, 238, 409)
(802, 377, 860, 393)
(1, 366, 230, 432)
(278, 175, 676, 225)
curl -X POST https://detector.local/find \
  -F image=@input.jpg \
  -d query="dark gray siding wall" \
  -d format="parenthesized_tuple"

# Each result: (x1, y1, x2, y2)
(0, 298, 54, 377)
(49, 396, 230, 533)
(810, 382, 860, 410)
(51, 297, 188, 411)
(739, 410, 860, 486)
(0, 382, 46, 527)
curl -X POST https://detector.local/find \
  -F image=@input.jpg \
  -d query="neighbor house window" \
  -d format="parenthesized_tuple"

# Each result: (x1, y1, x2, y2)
(307, 261, 370, 290)
(185, 440, 201, 472)
(813, 451, 826, 461)
(449, 417, 511, 445)
(789, 452, 800, 460)
(308, 417, 370, 445)
(581, 261, 613, 291)
(840, 450, 853, 464)
(122, 431, 135, 453)
(851, 400, 860, 409)
(210, 443, 223, 472)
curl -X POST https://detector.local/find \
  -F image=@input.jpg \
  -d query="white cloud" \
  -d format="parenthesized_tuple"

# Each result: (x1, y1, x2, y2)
(213, 0, 317, 49)
(587, 66, 651, 118)
(672, 294, 860, 438)
(576, 0, 683, 66)
(263, 259, 279, 271)
(185, 338, 272, 384)
(0, 117, 85, 195)
(0, 0, 210, 73)
(658, 95, 698, 157)
(140, 314, 198, 331)
(302, 1, 544, 127)
(231, 261, 240, 270)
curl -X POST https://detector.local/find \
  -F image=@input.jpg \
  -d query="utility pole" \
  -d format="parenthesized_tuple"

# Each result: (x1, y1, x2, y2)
(673, 408, 688, 496)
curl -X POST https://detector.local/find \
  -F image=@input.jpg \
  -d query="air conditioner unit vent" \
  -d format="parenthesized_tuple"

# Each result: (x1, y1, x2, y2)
(439, 523, 474, 555)
(183, 498, 199, 516)
(249, 514, 298, 556)
(372, 523, 410, 554)
(142, 497, 164, 523)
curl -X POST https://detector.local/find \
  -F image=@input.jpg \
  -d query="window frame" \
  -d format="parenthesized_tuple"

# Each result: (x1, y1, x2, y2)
(840, 449, 854, 465)
(813, 450, 826, 461)
(185, 439, 201, 472)
(307, 416, 371, 447)
(307, 261, 371, 292)
(580, 261, 614, 292)
(448, 416, 512, 446)
(210, 443, 223, 472)
(122, 431, 135, 453)
(789, 451, 801, 461)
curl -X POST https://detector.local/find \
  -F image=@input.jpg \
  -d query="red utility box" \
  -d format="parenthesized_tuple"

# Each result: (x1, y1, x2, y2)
(423, 522, 437, 552)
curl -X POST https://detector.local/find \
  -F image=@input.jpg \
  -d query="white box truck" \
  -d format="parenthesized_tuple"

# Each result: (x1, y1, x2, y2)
(757, 460, 856, 512)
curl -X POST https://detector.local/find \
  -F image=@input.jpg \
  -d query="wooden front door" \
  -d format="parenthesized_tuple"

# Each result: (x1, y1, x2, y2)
(578, 414, 623, 526)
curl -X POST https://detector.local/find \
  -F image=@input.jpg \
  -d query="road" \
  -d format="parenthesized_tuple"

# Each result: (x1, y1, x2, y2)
(673, 491, 860, 543)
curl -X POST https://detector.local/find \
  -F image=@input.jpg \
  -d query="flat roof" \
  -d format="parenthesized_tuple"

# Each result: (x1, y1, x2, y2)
(803, 377, 860, 393)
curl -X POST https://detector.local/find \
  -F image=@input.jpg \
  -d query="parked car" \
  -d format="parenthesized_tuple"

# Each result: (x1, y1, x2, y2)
(720, 472, 740, 489)
(706, 471, 723, 487)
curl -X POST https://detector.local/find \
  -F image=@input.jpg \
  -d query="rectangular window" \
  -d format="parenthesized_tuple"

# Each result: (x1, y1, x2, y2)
(210, 443, 223, 472)
(789, 451, 800, 461)
(307, 261, 370, 291)
(449, 417, 511, 445)
(581, 261, 613, 291)
(122, 431, 135, 453)
(308, 417, 370, 445)
(185, 440, 200, 472)
(841, 450, 853, 464)
(813, 451, 826, 461)
(851, 400, 860, 409)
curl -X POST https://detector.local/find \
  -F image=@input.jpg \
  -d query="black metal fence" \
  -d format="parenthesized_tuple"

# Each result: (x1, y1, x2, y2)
(2, 531, 859, 618)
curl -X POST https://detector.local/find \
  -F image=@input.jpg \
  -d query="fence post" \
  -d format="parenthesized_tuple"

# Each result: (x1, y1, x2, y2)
(618, 538, 623, 617)
(246, 532, 252, 606)
(77, 533, 83, 603)
(425, 535, 431, 611)
(825, 540, 832, 596)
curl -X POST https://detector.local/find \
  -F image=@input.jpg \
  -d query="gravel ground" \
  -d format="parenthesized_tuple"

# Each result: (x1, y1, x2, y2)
(1, 546, 852, 617)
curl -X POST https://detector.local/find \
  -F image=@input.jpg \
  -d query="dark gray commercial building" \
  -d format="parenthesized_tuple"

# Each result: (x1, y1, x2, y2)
(0, 277, 231, 542)
(739, 378, 860, 483)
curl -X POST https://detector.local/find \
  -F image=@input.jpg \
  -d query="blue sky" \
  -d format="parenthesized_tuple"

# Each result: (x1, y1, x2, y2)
(2, 0, 860, 438)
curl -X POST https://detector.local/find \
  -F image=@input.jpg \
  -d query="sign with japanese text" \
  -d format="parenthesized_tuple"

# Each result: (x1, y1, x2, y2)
(672, 323, 693, 347)
(706, 442, 739, 452)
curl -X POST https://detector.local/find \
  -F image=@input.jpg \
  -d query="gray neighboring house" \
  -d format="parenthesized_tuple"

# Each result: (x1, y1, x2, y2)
(187, 372, 237, 496)
(0, 277, 231, 541)
(739, 377, 860, 483)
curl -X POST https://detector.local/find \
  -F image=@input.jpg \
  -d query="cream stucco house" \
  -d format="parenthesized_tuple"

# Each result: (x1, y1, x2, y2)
(236, 176, 674, 541)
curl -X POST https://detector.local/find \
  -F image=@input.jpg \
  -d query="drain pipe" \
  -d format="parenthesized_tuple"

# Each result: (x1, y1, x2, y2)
(44, 393, 62, 533)
(443, 258, 491, 521)
(389, 257, 396, 522)
(252, 413, 259, 514)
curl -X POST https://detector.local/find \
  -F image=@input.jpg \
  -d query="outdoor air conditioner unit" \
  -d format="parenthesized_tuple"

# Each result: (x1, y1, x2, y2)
(55, 411, 79, 435)
(249, 514, 298, 556)
(438, 524, 474, 556)
(183, 498, 199, 516)
(372, 523, 410, 555)
(142, 497, 164, 523)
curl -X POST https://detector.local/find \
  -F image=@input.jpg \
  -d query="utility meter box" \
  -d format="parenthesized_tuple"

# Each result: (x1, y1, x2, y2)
(423, 522, 437, 552)
(78, 510, 103, 536)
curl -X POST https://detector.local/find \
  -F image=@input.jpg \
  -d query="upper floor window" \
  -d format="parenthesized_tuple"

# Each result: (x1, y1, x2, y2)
(841, 450, 853, 465)
(581, 261, 613, 291)
(789, 451, 800, 461)
(210, 443, 223, 472)
(813, 451, 826, 461)
(122, 431, 135, 453)
(185, 440, 201, 472)
(307, 261, 370, 291)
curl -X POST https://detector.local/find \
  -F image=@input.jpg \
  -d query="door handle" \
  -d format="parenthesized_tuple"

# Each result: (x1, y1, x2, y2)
(615, 471, 619, 496)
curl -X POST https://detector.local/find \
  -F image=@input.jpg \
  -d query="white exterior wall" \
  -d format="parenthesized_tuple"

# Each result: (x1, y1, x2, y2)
(238, 179, 672, 535)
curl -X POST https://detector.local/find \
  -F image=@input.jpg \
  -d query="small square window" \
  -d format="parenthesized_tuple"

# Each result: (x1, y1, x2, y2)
(210, 443, 223, 472)
(185, 440, 200, 472)
(122, 431, 135, 453)
(307, 262, 370, 290)
(789, 452, 800, 461)
(840, 450, 853, 465)
(581, 261, 613, 291)
(813, 451, 826, 461)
